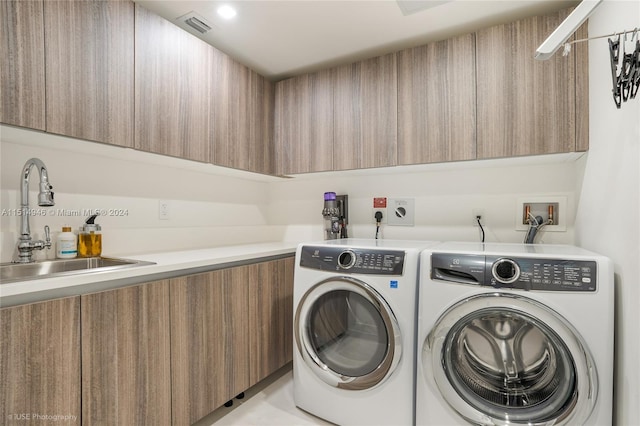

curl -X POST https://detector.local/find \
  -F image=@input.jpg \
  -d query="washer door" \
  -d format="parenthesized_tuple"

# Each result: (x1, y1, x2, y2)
(423, 293, 597, 425)
(295, 276, 402, 390)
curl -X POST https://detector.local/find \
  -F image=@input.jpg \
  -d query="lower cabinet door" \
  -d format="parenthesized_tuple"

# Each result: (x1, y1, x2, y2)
(249, 257, 294, 384)
(170, 267, 250, 425)
(1, 297, 81, 424)
(81, 281, 171, 426)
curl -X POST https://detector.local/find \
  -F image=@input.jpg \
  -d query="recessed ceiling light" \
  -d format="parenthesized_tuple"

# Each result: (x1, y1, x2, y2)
(217, 5, 237, 20)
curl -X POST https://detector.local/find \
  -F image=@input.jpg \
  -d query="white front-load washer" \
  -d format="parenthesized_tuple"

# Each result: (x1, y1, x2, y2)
(416, 242, 614, 426)
(293, 238, 438, 426)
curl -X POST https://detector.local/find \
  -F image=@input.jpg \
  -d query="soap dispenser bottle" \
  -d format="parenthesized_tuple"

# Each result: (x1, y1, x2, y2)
(56, 226, 77, 259)
(78, 214, 102, 258)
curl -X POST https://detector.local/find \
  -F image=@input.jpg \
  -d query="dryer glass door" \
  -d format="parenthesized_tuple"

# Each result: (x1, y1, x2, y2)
(424, 293, 597, 425)
(295, 277, 402, 390)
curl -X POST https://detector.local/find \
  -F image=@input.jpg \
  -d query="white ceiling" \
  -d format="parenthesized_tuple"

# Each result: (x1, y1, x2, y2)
(134, 0, 578, 81)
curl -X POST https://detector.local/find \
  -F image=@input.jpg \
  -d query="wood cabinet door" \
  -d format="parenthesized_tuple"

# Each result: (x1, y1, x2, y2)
(248, 257, 294, 384)
(334, 53, 398, 170)
(0, 297, 80, 423)
(398, 34, 476, 164)
(134, 4, 212, 162)
(275, 69, 334, 174)
(81, 281, 171, 426)
(476, 9, 576, 158)
(212, 53, 274, 174)
(0, 0, 46, 130)
(44, 0, 134, 147)
(249, 72, 275, 174)
(170, 267, 250, 425)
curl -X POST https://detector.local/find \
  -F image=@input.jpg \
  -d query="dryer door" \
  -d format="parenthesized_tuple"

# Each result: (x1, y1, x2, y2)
(423, 293, 597, 425)
(295, 276, 402, 390)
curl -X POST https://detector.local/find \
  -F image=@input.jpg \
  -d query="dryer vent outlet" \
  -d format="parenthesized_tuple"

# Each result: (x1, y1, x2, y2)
(387, 198, 415, 226)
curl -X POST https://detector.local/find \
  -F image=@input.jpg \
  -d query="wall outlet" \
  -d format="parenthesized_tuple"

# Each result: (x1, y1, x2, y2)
(472, 208, 484, 224)
(373, 208, 387, 224)
(387, 198, 415, 226)
(159, 200, 170, 220)
(372, 197, 387, 224)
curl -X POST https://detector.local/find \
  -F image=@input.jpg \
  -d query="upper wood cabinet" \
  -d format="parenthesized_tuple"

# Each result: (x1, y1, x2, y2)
(398, 34, 476, 164)
(275, 54, 398, 175)
(334, 53, 398, 171)
(212, 53, 275, 174)
(81, 281, 171, 426)
(0, 0, 46, 130)
(135, 4, 213, 162)
(0, 296, 81, 423)
(275, 69, 334, 174)
(476, 9, 581, 158)
(44, 0, 134, 147)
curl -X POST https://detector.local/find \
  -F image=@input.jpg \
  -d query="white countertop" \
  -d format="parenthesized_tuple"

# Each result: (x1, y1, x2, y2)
(0, 242, 298, 307)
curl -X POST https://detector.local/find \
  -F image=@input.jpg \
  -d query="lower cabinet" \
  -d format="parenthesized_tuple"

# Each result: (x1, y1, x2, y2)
(170, 256, 294, 425)
(0, 256, 294, 425)
(0, 297, 81, 424)
(81, 280, 171, 426)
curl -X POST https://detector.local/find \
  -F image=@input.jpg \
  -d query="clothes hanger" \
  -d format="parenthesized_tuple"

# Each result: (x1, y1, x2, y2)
(609, 35, 621, 108)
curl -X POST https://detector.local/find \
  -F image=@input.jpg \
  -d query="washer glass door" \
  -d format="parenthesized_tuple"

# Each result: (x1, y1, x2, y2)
(424, 293, 597, 425)
(295, 277, 401, 390)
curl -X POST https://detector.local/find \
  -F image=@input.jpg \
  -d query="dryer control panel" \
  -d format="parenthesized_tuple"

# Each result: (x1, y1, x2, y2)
(300, 245, 405, 275)
(431, 253, 597, 292)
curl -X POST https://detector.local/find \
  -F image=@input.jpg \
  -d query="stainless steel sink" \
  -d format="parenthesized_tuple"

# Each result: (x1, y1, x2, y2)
(0, 257, 156, 284)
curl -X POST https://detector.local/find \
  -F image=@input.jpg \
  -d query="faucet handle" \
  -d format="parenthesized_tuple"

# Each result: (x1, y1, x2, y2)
(44, 225, 51, 248)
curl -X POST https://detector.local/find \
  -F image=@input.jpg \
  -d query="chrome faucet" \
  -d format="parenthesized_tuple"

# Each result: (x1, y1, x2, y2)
(15, 158, 55, 263)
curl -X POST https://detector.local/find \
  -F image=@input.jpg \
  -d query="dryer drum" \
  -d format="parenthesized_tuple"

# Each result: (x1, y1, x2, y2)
(294, 277, 403, 391)
(308, 290, 389, 378)
(442, 308, 579, 423)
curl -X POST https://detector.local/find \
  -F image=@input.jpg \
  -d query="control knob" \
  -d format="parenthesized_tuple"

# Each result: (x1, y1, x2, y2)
(338, 250, 357, 269)
(491, 258, 520, 284)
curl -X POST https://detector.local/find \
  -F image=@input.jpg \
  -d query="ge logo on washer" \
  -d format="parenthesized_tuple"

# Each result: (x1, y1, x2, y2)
(390, 280, 398, 289)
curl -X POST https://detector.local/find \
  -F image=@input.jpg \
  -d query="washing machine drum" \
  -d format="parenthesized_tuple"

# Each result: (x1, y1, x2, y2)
(295, 277, 402, 391)
(424, 293, 598, 425)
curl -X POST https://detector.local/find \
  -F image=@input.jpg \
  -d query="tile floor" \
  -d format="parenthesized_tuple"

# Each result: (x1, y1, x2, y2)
(195, 364, 333, 426)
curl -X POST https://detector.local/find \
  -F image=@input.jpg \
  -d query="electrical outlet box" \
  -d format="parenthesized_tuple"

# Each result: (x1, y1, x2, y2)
(372, 197, 387, 224)
(387, 198, 415, 226)
(472, 208, 484, 224)
(516, 196, 567, 232)
(159, 200, 170, 220)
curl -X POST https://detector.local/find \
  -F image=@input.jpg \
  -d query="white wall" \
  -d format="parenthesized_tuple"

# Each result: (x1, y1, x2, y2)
(575, 1, 640, 423)
(0, 125, 282, 262)
(269, 156, 582, 245)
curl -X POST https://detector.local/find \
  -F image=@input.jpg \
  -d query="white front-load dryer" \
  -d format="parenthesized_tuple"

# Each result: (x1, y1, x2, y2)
(416, 242, 614, 426)
(293, 239, 438, 426)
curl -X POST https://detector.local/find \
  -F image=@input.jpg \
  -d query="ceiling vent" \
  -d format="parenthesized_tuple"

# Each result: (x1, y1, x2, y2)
(178, 11, 213, 34)
(396, 0, 453, 16)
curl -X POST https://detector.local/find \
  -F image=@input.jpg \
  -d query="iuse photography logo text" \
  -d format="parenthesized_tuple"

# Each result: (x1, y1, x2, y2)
(6, 413, 78, 422)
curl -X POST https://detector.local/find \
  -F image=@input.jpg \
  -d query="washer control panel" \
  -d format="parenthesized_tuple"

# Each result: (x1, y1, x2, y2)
(431, 253, 597, 292)
(300, 245, 405, 275)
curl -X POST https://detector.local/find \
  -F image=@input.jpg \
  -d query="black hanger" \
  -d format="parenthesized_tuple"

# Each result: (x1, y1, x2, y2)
(631, 37, 640, 99)
(620, 33, 636, 102)
(609, 36, 621, 108)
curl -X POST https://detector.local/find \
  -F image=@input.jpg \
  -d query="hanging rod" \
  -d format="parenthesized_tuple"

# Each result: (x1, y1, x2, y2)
(562, 27, 640, 56)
